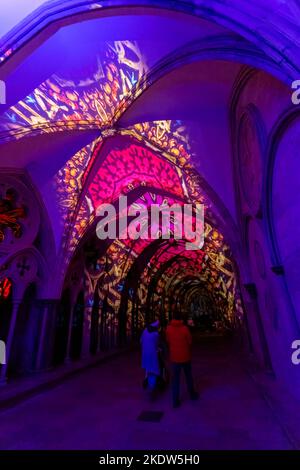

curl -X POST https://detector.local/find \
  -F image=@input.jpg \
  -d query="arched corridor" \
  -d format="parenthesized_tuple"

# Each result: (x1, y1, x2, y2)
(0, 0, 300, 453)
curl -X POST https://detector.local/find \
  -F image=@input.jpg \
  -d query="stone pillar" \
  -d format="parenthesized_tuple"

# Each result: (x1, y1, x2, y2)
(81, 304, 92, 359)
(65, 298, 76, 363)
(243, 283, 273, 372)
(0, 301, 20, 384)
(35, 300, 59, 371)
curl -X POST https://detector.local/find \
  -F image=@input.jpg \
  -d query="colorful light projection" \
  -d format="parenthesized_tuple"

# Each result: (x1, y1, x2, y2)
(65, 137, 187, 257)
(0, 28, 243, 329)
(0, 33, 198, 263)
(0, 34, 197, 256)
(0, 39, 155, 253)
(0, 188, 26, 242)
(135, 222, 241, 329)
(83, 185, 241, 338)
(0, 41, 146, 138)
(86, 142, 185, 208)
(130, 120, 191, 168)
(56, 121, 196, 265)
(61, 127, 242, 335)
(84, 192, 188, 328)
(146, 228, 238, 325)
(0, 277, 12, 300)
(55, 142, 96, 223)
(57, 119, 211, 264)
(133, 242, 206, 328)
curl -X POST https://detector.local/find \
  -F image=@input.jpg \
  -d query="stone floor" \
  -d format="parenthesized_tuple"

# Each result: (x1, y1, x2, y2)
(0, 337, 295, 450)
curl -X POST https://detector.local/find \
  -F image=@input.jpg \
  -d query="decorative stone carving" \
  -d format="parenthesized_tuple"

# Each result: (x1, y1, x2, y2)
(0, 176, 40, 255)
(0, 188, 26, 242)
(10, 252, 38, 284)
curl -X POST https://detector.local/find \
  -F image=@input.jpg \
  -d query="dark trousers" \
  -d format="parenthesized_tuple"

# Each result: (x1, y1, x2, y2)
(171, 361, 195, 403)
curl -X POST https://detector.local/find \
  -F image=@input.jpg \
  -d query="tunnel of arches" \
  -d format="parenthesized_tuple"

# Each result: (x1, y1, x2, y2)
(0, 1, 299, 398)
(53, 134, 244, 365)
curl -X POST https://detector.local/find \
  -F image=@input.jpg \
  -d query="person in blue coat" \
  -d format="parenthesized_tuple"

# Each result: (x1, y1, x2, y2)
(140, 320, 161, 395)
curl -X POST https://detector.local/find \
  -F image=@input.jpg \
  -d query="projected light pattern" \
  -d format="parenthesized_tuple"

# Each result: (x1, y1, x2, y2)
(0, 33, 243, 333)
(56, 118, 194, 255)
(0, 41, 146, 137)
(83, 181, 241, 337)
(65, 135, 188, 256)
(86, 142, 184, 208)
(131, 120, 191, 168)
(84, 192, 187, 321)
(0, 277, 12, 300)
(0, 37, 198, 260)
(135, 242, 207, 329)
(55, 142, 95, 221)
(136, 223, 241, 327)
(63, 127, 242, 335)
(0, 40, 149, 251)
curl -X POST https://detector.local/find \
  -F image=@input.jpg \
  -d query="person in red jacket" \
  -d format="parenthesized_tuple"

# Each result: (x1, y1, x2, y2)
(166, 311, 198, 408)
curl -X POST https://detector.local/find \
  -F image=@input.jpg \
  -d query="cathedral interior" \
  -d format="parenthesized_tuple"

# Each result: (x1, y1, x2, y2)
(0, 0, 300, 451)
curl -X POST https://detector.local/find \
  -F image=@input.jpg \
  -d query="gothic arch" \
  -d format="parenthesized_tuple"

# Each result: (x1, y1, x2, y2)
(265, 107, 300, 266)
(1, 1, 299, 82)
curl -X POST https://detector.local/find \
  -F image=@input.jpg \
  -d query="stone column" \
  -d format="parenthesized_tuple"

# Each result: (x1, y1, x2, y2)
(65, 298, 76, 363)
(35, 300, 59, 371)
(0, 301, 20, 384)
(243, 283, 273, 372)
(81, 304, 92, 359)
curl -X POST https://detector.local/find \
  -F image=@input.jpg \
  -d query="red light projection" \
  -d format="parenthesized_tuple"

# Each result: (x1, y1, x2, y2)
(0, 278, 12, 300)
(86, 143, 184, 210)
